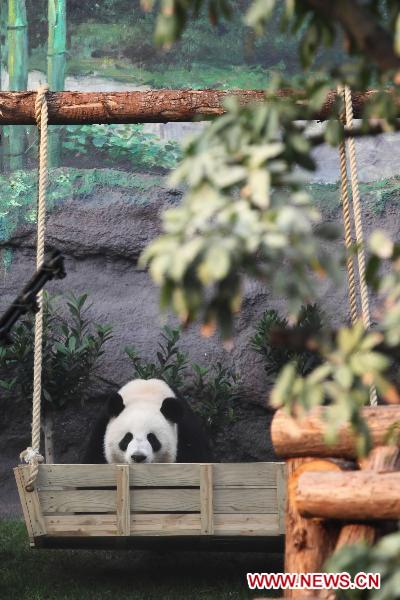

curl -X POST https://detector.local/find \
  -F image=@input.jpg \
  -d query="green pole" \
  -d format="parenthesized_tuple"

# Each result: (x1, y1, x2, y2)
(0, 3, 6, 170)
(7, 0, 28, 171)
(47, 0, 66, 167)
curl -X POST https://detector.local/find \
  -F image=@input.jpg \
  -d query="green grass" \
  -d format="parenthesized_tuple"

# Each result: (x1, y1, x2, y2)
(0, 167, 164, 244)
(306, 176, 400, 215)
(0, 520, 280, 599)
(30, 50, 271, 90)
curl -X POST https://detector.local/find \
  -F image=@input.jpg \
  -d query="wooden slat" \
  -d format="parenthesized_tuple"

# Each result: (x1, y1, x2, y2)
(14, 467, 36, 544)
(276, 462, 286, 534)
(34, 463, 282, 489)
(45, 514, 117, 536)
(116, 465, 130, 536)
(40, 490, 116, 513)
(213, 463, 281, 487)
(213, 514, 280, 536)
(200, 464, 213, 535)
(36, 464, 118, 487)
(129, 463, 200, 486)
(35, 464, 201, 488)
(44, 513, 279, 537)
(39, 487, 277, 515)
(130, 514, 201, 536)
(16, 467, 47, 538)
(216, 488, 277, 514)
(131, 488, 198, 512)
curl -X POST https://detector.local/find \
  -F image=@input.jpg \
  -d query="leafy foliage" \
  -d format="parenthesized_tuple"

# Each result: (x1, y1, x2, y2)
(0, 293, 112, 411)
(189, 361, 240, 433)
(125, 325, 240, 431)
(326, 532, 400, 600)
(251, 304, 324, 377)
(125, 325, 189, 390)
(140, 84, 342, 336)
(61, 125, 180, 171)
(270, 321, 393, 456)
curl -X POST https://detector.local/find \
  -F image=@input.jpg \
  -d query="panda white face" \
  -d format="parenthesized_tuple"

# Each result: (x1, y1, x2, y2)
(104, 379, 183, 464)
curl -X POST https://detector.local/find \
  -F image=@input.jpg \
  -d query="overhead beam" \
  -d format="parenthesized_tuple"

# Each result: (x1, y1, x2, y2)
(0, 89, 395, 125)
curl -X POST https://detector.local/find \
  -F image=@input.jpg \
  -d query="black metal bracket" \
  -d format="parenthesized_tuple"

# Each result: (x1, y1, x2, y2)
(0, 250, 66, 346)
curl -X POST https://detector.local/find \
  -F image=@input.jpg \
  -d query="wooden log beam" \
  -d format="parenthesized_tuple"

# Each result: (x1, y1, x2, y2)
(334, 446, 400, 548)
(320, 446, 400, 600)
(0, 89, 397, 125)
(271, 406, 400, 459)
(296, 469, 400, 520)
(284, 458, 343, 599)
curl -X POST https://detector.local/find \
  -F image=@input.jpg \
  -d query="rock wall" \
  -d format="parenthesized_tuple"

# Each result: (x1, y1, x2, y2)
(1, 162, 400, 517)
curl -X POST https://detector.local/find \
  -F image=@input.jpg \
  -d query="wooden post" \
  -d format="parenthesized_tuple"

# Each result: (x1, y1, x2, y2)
(284, 458, 344, 599)
(200, 464, 213, 535)
(116, 465, 130, 536)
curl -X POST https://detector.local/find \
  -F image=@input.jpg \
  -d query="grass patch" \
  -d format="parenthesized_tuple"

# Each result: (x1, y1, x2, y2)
(0, 520, 279, 599)
(306, 176, 400, 215)
(30, 51, 271, 90)
(0, 167, 164, 245)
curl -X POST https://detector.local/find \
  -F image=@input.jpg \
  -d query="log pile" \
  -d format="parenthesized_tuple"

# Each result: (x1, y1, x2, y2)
(271, 407, 400, 599)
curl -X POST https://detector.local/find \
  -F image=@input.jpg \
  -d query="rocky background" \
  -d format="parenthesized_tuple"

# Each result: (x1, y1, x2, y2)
(1, 130, 400, 517)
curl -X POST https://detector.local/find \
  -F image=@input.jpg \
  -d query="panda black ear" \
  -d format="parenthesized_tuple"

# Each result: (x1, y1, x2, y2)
(160, 397, 184, 423)
(107, 392, 124, 417)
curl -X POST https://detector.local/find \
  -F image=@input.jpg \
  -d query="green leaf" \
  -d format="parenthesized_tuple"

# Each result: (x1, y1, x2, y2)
(325, 119, 344, 146)
(197, 245, 231, 284)
(369, 230, 394, 259)
(245, 0, 276, 33)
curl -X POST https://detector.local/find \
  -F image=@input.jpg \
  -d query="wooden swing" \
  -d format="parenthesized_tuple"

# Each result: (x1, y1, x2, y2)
(14, 86, 285, 549)
(14, 85, 371, 549)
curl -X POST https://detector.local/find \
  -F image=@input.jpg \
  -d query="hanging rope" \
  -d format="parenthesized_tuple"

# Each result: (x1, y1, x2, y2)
(20, 84, 49, 491)
(339, 85, 378, 406)
(337, 87, 358, 325)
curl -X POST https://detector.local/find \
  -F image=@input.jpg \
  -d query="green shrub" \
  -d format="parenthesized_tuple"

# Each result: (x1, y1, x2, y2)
(251, 304, 324, 377)
(61, 124, 180, 171)
(125, 325, 240, 433)
(125, 326, 189, 391)
(189, 362, 240, 433)
(0, 292, 112, 410)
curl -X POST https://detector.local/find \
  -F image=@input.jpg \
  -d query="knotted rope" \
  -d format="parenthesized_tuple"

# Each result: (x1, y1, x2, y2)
(20, 84, 49, 491)
(338, 85, 378, 406)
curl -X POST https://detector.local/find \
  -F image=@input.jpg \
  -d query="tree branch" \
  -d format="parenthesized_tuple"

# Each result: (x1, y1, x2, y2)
(304, 0, 400, 72)
(307, 119, 400, 149)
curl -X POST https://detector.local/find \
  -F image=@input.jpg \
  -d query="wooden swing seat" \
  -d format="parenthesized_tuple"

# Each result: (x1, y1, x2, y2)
(15, 462, 286, 549)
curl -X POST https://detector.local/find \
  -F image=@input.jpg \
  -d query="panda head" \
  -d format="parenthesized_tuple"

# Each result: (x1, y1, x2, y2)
(104, 379, 183, 464)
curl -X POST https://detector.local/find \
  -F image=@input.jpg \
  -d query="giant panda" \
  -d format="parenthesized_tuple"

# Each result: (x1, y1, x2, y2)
(84, 378, 213, 464)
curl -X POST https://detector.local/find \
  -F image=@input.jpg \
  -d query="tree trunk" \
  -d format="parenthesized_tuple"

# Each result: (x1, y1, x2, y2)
(47, 0, 66, 167)
(42, 410, 55, 464)
(0, 89, 397, 125)
(271, 406, 400, 459)
(284, 458, 344, 599)
(7, 0, 27, 171)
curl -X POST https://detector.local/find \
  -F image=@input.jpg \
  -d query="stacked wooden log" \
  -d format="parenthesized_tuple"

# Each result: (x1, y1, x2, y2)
(271, 406, 400, 599)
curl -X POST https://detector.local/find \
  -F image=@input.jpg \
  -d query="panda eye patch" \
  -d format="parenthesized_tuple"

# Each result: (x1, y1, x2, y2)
(119, 432, 133, 451)
(147, 433, 161, 452)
